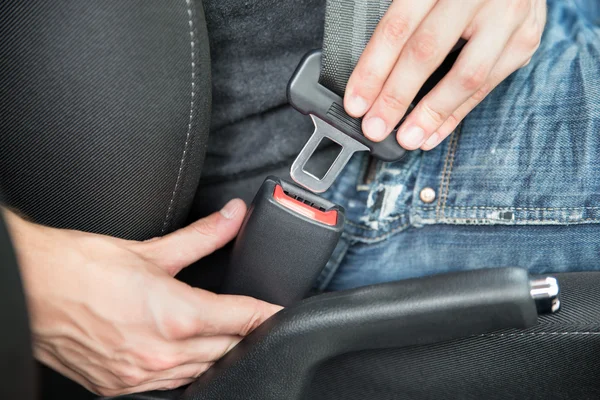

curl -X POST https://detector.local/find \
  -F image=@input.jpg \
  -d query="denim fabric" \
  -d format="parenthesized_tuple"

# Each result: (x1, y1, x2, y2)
(318, 0, 600, 291)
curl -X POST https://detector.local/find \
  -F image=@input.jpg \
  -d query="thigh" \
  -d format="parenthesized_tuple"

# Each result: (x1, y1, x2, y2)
(320, 0, 600, 290)
(326, 223, 600, 291)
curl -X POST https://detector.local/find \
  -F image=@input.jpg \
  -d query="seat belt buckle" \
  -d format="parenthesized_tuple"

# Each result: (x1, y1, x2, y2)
(287, 50, 407, 193)
(223, 176, 345, 306)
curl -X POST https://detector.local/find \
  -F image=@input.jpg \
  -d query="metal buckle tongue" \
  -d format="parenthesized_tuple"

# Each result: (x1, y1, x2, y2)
(291, 116, 369, 193)
(287, 50, 407, 193)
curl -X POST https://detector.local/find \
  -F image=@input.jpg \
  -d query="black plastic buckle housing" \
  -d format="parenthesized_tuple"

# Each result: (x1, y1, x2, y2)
(287, 50, 407, 163)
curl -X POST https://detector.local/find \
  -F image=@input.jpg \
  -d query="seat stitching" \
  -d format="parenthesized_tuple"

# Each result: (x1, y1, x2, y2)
(477, 332, 600, 337)
(162, 0, 196, 234)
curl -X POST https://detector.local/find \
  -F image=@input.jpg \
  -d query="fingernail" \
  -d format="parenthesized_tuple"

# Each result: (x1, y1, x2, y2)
(397, 124, 425, 149)
(220, 199, 241, 219)
(363, 117, 387, 141)
(346, 94, 368, 116)
(421, 132, 440, 151)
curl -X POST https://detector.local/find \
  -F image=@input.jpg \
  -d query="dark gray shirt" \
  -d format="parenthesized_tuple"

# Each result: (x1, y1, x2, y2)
(201, 0, 326, 183)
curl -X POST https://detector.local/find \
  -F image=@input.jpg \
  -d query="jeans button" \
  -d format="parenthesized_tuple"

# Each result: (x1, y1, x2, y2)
(419, 187, 436, 203)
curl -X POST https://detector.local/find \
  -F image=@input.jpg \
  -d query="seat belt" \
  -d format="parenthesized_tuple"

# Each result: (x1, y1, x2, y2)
(287, 0, 405, 193)
(223, 1, 463, 304)
(320, 0, 392, 97)
(221, 0, 393, 305)
(288, 0, 462, 193)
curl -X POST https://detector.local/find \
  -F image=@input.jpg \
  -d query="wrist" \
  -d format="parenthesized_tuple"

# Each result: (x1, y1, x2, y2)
(2, 209, 48, 297)
(2, 208, 42, 247)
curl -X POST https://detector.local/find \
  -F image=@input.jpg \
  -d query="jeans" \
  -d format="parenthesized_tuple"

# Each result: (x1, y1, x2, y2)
(317, 0, 600, 291)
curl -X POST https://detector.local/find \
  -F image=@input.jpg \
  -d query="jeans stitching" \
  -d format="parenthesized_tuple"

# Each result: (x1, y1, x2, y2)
(435, 131, 454, 220)
(161, 0, 196, 234)
(344, 222, 410, 243)
(418, 206, 600, 211)
(441, 124, 461, 219)
(346, 202, 600, 235)
(437, 218, 600, 224)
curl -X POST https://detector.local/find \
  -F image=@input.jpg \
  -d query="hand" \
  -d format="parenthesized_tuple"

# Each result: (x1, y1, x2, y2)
(4, 200, 281, 396)
(344, 0, 547, 150)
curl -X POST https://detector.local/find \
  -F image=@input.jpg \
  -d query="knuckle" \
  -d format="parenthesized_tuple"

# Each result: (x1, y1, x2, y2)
(239, 304, 265, 336)
(117, 366, 147, 387)
(471, 82, 492, 103)
(353, 66, 384, 91)
(380, 15, 411, 47)
(445, 114, 461, 131)
(138, 351, 180, 372)
(408, 30, 439, 63)
(520, 26, 542, 52)
(190, 217, 218, 239)
(507, 0, 530, 15)
(161, 314, 198, 339)
(379, 90, 410, 112)
(420, 101, 447, 126)
(457, 63, 490, 92)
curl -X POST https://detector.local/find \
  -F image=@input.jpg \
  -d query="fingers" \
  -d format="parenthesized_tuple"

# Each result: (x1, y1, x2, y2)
(419, 46, 533, 150)
(163, 335, 241, 365)
(115, 379, 196, 397)
(420, 3, 544, 150)
(136, 199, 247, 276)
(187, 290, 283, 337)
(152, 284, 282, 339)
(344, 0, 436, 117)
(347, 0, 545, 151)
(360, 0, 480, 144)
(147, 362, 211, 381)
(402, 1, 524, 150)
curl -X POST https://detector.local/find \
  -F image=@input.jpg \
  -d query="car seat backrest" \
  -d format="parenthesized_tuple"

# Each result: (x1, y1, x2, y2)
(0, 1, 212, 240)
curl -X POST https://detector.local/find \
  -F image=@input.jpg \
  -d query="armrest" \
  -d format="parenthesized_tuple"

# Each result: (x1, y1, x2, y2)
(182, 268, 539, 400)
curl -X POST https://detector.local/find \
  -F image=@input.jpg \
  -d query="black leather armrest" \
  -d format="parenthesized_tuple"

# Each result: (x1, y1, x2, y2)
(182, 267, 538, 400)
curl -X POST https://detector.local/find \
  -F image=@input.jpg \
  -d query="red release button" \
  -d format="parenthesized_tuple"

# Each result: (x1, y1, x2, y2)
(273, 185, 337, 226)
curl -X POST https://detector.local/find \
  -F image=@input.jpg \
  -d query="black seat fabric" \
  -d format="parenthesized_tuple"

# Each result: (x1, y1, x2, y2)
(307, 272, 600, 400)
(0, 0, 211, 240)
(0, 2, 212, 399)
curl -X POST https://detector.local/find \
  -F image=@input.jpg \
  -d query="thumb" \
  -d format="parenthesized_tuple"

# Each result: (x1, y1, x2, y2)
(137, 199, 247, 276)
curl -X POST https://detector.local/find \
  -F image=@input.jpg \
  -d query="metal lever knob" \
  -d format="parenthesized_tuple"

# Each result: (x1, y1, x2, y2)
(530, 277, 560, 314)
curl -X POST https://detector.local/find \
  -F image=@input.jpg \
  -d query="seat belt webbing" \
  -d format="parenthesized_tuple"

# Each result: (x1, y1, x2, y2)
(319, 0, 392, 96)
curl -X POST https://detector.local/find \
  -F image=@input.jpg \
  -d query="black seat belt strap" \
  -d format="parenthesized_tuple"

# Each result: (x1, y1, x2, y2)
(320, 0, 392, 96)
